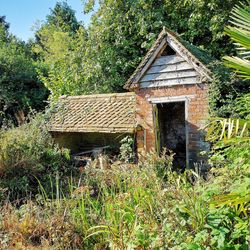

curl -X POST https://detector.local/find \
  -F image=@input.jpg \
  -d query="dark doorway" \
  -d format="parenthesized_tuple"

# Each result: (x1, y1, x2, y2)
(157, 102, 187, 169)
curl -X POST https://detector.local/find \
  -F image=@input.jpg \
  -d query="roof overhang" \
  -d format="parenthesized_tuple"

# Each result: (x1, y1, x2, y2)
(49, 92, 136, 134)
(124, 27, 212, 90)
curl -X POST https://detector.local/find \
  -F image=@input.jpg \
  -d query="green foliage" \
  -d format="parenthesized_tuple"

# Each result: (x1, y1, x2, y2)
(0, 23, 48, 125)
(208, 61, 249, 117)
(206, 117, 250, 172)
(206, 117, 249, 142)
(0, 16, 9, 30)
(224, 1, 250, 79)
(209, 1, 250, 118)
(0, 1, 249, 248)
(0, 114, 71, 201)
(34, 26, 92, 100)
(46, 1, 80, 34)
(34, 0, 245, 101)
(0, 152, 249, 249)
(119, 135, 135, 163)
(33, 2, 92, 100)
(204, 115, 250, 249)
(84, 0, 240, 58)
(236, 93, 250, 119)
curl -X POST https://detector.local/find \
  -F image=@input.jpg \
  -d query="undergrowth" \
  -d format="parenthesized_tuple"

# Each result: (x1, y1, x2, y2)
(0, 113, 249, 249)
(0, 114, 73, 202)
(0, 150, 249, 249)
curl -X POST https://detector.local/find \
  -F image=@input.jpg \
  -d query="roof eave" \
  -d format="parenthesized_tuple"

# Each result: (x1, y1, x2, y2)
(49, 127, 135, 134)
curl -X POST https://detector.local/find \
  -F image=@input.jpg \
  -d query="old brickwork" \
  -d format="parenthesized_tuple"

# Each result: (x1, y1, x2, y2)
(50, 28, 212, 168)
(135, 84, 209, 166)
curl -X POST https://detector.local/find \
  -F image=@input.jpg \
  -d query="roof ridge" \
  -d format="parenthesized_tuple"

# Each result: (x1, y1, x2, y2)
(60, 92, 135, 100)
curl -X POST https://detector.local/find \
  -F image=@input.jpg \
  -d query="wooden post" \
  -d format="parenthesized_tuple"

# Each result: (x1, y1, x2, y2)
(152, 104, 161, 154)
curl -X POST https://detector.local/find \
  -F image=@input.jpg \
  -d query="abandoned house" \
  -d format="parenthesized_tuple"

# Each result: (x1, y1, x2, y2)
(49, 28, 212, 168)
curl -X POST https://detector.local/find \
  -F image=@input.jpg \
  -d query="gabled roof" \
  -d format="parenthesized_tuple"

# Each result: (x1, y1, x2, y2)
(49, 92, 136, 133)
(124, 27, 213, 90)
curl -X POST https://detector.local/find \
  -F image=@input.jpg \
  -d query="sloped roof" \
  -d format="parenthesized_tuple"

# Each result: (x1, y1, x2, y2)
(49, 92, 136, 133)
(125, 27, 212, 90)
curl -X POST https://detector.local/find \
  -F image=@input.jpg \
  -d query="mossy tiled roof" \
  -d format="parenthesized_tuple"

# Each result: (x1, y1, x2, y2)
(49, 92, 136, 133)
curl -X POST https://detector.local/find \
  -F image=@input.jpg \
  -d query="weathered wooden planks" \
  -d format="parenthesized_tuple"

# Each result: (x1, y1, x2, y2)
(140, 76, 198, 88)
(153, 55, 185, 66)
(139, 54, 201, 88)
(146, 61, 193, 74)
(140, 69, 198, 82)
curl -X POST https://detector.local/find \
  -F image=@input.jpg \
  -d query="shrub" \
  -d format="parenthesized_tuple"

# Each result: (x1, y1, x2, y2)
(119, 135, 135, 163)
(208, 61, 249, 118)
(0, 114, 71, 201)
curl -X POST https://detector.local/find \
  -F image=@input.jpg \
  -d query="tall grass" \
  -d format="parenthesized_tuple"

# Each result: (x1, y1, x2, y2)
(0, 151, 249, 249)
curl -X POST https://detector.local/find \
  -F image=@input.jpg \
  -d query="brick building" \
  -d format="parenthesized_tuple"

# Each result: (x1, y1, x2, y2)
(125, 28, 212, 167)
(50, 28, 212, 168)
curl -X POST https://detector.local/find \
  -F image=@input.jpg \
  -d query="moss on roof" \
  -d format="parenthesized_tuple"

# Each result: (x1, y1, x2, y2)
(164, 27, 215, 66)
(179, 38, 215, 65)
(125, 27, 214, 89)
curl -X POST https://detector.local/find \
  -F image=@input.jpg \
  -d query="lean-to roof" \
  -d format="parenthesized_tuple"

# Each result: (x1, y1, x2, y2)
(49, 92, 136, 133)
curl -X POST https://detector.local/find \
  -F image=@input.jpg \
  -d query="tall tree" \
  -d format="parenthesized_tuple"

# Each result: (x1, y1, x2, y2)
(33, 2, 88, 100)
(0, 15, 9, 30)
(79, 0, 243, 93)
(0, 22, 48, 126)
(46, 1, 80, 34)
(35, 0, 247, 102)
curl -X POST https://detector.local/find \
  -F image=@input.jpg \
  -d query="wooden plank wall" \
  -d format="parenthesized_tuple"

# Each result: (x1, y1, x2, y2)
(140, 55, 199, 88)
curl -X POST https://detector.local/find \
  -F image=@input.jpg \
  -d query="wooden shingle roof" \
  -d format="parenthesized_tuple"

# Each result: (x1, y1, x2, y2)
(49, 92, 136, 133)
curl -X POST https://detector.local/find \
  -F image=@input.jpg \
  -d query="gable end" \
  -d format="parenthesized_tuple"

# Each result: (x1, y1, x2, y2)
(125, 28, 212, 90)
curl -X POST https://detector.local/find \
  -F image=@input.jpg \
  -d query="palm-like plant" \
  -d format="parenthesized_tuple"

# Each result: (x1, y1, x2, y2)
(208, 3, 250, 215)
(210, 0, 250, 142)
(224, 1, 250, 79)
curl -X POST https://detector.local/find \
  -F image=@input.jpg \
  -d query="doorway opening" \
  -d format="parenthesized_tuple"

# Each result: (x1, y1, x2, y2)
(156, 101, 187, 169)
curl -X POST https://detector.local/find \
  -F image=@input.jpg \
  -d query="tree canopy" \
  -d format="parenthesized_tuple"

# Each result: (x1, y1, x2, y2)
(0, 23, 48, 125)
(1, 0, 248, 121)
(33, 0, 244, 101)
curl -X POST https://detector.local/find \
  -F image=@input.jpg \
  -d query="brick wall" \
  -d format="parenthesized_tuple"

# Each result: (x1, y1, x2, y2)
(135, 83, 210, 167)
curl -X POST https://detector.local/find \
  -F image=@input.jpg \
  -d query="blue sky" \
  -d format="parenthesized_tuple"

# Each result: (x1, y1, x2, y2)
(0, 0, 95, 41)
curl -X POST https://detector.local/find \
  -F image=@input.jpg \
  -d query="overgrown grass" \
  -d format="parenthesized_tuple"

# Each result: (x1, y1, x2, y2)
(0, 113, 249, 249)
(0, 150, 249, 249)
(0, 114, 73, 202)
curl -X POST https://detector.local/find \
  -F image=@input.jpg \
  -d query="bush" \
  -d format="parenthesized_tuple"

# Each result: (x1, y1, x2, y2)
(119, 135, 135, 163)
(0, 114, 72, 201)
(208, 61, 249, 118)
(0, 114, 249, 249)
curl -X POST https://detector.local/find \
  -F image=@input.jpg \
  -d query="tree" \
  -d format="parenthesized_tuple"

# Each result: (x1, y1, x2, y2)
(0, 16, 9, 30)
(46, 1, 80, 33)
(33, 1, 90, 100)
(35, 1, 81, 41)
(36, 0, 247, 102)
(34, 25, 90, 99)
(0, 23, 48, 126)
(79, 0, 243, 92)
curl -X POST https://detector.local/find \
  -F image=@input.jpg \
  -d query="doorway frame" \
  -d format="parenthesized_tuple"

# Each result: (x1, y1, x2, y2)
(149, 95, 195, 168)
